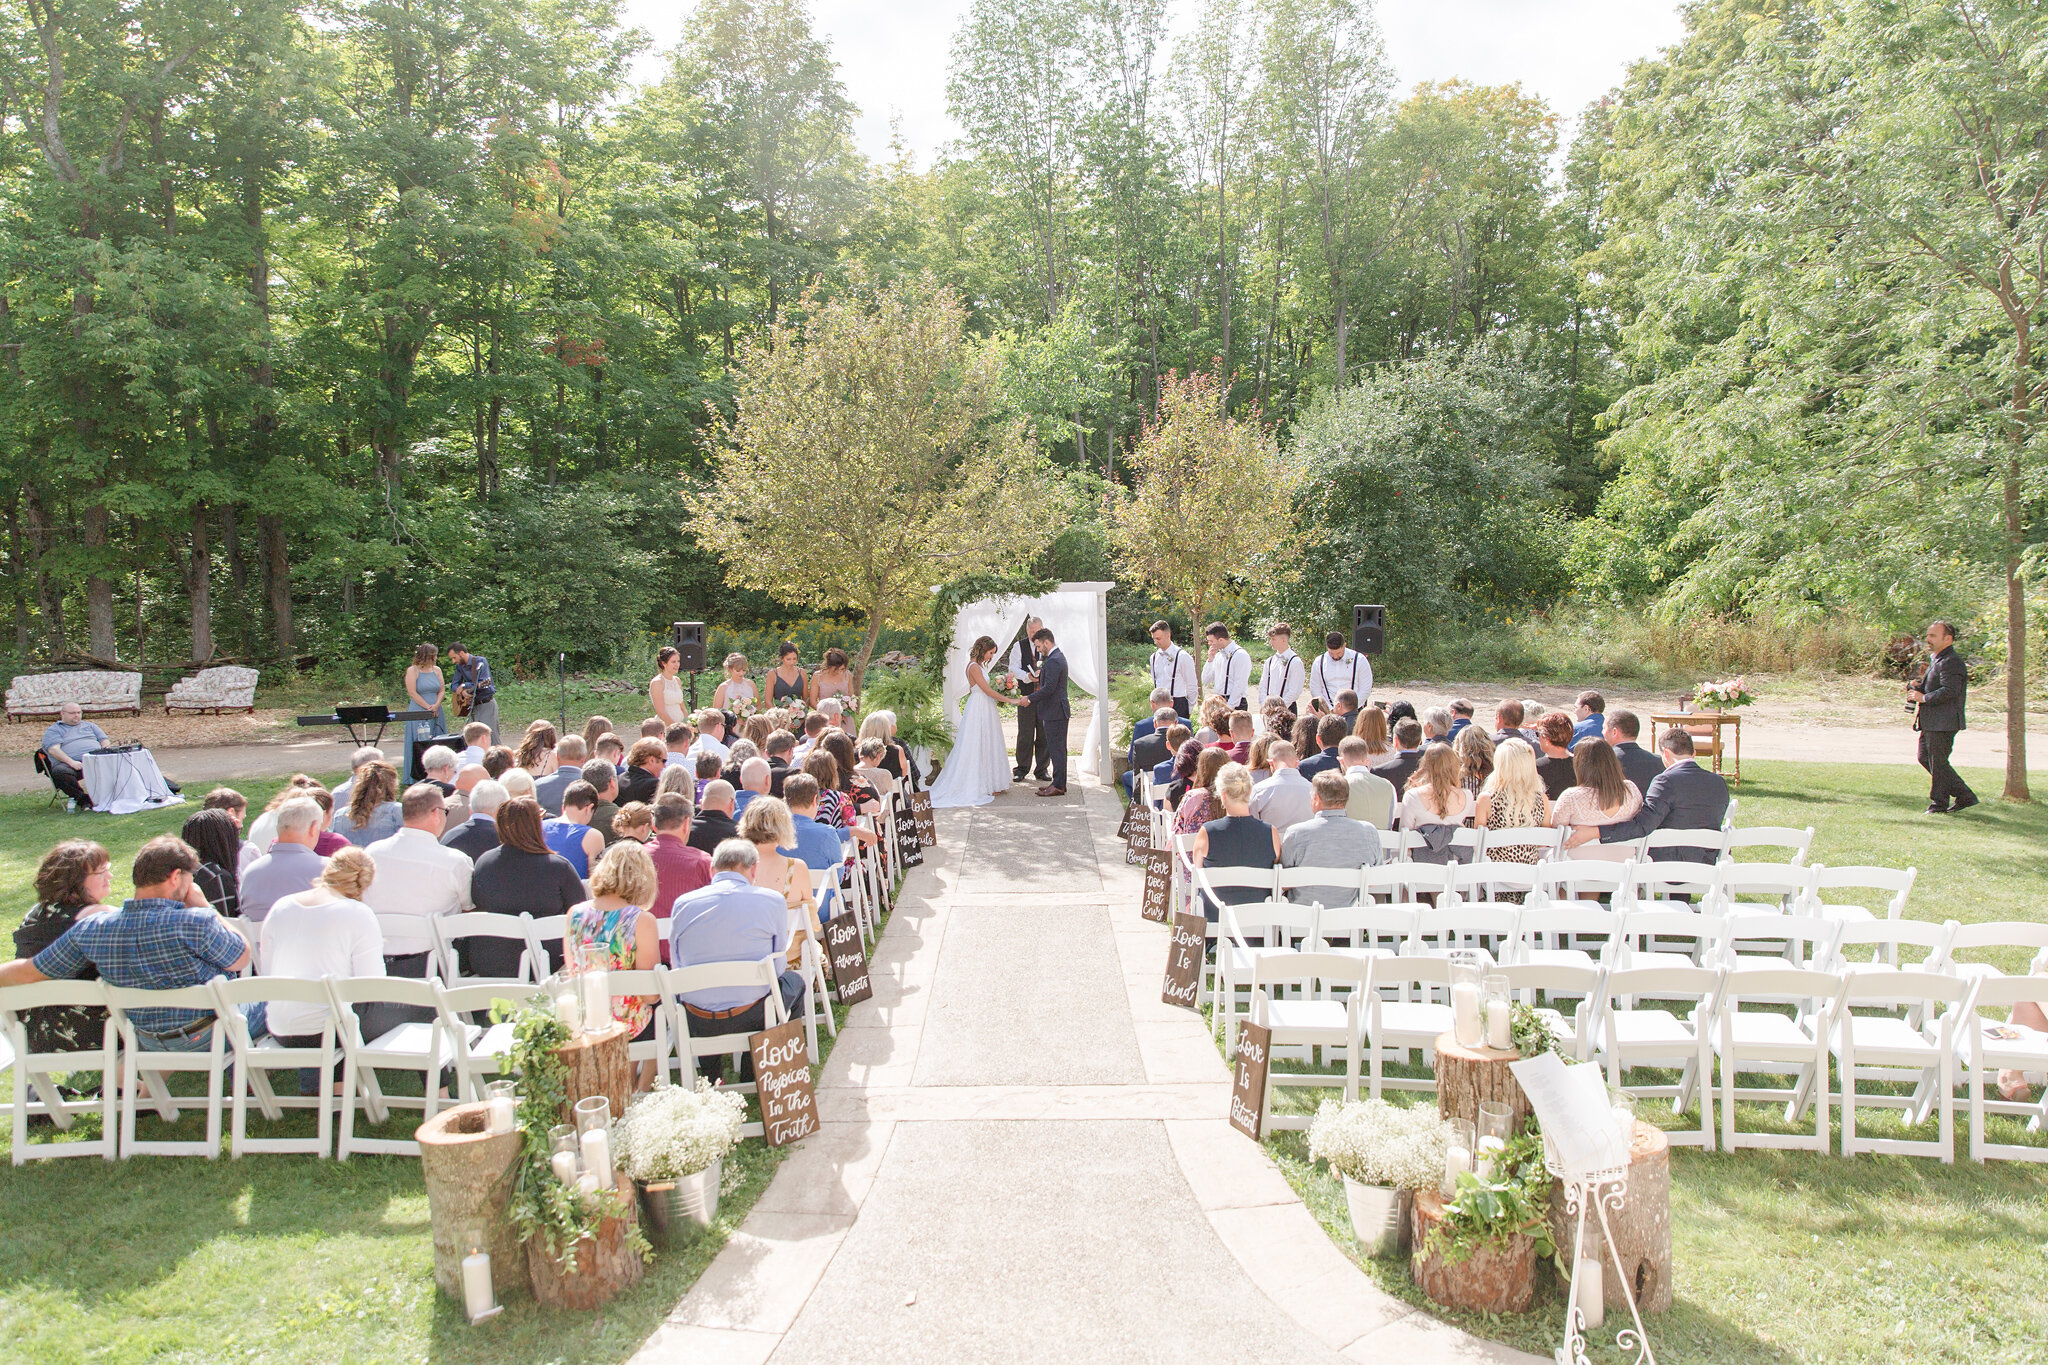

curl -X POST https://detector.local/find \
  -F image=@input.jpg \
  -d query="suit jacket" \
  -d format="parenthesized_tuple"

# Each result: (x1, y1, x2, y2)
(618, 765, 661, 806)
(688, 809, 740, 856)
(1131, 718, 1158, 747)
(1916, 646, 1967, 733)
(533, 767, 574, 815)
(1297, 749, 1341, 782)
(1129, 732, 1170, 778)
(1491, 727, 1537, 750)
(1614, 741, 1666, 793)
(1598, 759, 1730, 862)
(1372, 749, 1423, 797)
(1025, 648, 1071, 721)
(441, 814, 501, 860)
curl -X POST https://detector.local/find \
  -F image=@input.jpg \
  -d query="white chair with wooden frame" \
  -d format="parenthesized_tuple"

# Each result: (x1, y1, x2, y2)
(0, 980, 119, 1163)
(1712, 966, 1841, 1153)
(327, 975, 457, 1159)
(1589, 964, 1722, 1149)
(213, 975, 337, 1158)
(104, 983, 229, 1159)
(1827, 969, 1966, 1163)
(1960, 974, 2048, 1163)
(1252, 951, 1368, 1129)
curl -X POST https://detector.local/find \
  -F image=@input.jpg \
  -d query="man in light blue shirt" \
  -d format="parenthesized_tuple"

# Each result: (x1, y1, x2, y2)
(781, 775, 847, 921)
(239, 797, 327, 922)
(40, 702, 109, 805)
(669, 839, 807, 1082)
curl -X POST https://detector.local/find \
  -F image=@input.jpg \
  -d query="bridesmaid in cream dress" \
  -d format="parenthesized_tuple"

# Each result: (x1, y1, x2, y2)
(649, 646, 685, 727)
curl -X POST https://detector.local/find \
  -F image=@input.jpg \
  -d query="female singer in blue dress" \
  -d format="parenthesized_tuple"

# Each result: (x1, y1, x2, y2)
(403, 642, 445, 779)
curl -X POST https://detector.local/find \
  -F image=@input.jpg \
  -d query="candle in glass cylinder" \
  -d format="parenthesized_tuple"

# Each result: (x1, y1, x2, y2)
(554, 990, 582, 1033)
(1441, 1118, 1475, 1197)
(1451, 982, 1482, 1047)
(580, 1124, 614, 1189)
(1575, 1258, 1605, 1330)
(1483, 972, 1512, 1050)
(581, 967, 611, 1034)
(550, 1148, 578, 1185)
(460, 1228, 498, 1323)
(485, 1080, 517, 1136)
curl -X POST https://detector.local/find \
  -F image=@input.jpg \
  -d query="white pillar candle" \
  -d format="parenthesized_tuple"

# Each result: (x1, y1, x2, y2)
(1451, 982, 1482, 1048)
(549, 1149, 578, 1186)
(1475, 1134, 1506, 1181)
(555, 991, 582, 1033)
(1442, 1144, 1472, 1196)
(1576, 1257, 1605, 1330)
(486, 1095, 517, 1136)
(580, 1125, 614, 1189)
(581, 968, 611, 1033)
(460, 1250, 494, 1321)
(1485, 998, 1511, 1050)
(574, 1171, 599, 1199)
(1614, 1105, 1636, 1150)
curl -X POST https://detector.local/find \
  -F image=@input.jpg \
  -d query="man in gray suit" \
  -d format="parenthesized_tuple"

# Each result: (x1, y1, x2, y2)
(1908, 619, 1977, 814)
(1575, 728, 1730, 863)
(1604, 710, 1666, 792)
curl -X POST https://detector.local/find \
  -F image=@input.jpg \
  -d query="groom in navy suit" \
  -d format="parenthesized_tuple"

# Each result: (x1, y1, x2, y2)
(1023, 627, 1071, 795)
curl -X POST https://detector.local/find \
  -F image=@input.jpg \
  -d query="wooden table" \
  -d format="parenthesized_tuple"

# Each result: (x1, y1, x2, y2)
(1650, 711, 1740, 784)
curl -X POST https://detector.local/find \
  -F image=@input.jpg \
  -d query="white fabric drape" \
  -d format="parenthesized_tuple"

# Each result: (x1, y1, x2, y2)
(1031, 592, 1106, 775)
(940, 598, 1032, 742)
(938, 584, 1111, 777)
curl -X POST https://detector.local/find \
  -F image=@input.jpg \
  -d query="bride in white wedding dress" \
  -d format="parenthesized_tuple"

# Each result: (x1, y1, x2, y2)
(928, 634, 1025, 808)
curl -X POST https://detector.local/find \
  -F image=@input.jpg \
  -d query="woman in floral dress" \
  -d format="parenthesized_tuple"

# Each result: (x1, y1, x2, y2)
(568, 840, 663, 1087)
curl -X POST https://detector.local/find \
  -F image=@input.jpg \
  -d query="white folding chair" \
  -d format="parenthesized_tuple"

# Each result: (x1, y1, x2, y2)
(1715, 913, 1840, 975)
(1722, 826, 1814, 865)
(1961, 974, 2048, 1163)
(0, 981, 119, 1163)
(607, 968, 676, 1084)
(1277, 865, 1372, 913)
(1613, 908, 1726, 973)
(1625, 861, 1719, 913)
(1590, 964, 1721, 1148)
(214, 975, 336, 1158)
(1497, 961, 1603, 1060)
(1827, 918, 1958, 1006)
(327, 976, 455, 1158)
(374, 915, 447, 981)
(432, 912, 538, 987)
(1193, 864, 1279, 1023)
(1937, 921, 2048, 984)
(1477, 826, 1561, 864)
(1710, 863, 1817, 919)
(1802, 865, 1917, 929)
(1512, 902, 1618, 973)
(1415, 897, 1517, 962)
(1253, 951, 1368, 1129)
(222, 919, 259, 978)
(1447, 859, 1545, 909)
(1639, 828, 1730, 865)
(792, 886, 834, 1063)
(1527, 860, 1632, 907)
(435, 981, 519, 1102)
(1361, 861, 1450, 905)
(1828, 969, 1966, 1162)
(1312, 901, 1418, 967)
(525, 914, 568, 978)
(662, 959, 788, 1138)
(1217, 895, 1318, 1058)
(104, 984, 229, 1159)
(1712, 966, 1841, 1153)
(1360, 955, 1455, 1098)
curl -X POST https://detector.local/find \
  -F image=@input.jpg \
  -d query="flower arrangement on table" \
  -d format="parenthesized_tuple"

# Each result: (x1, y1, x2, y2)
(612, 1080, 746, 1183)
(1692, 676, 1755, 710)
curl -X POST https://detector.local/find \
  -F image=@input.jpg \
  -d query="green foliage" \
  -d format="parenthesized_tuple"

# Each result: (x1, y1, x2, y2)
(1424, 1125, 1555, 1265)
(919, 572, 1059, 681)
(1107, 666, 1161, 751)
(860, 666, 954, 756)
(1508, 1003, 1557, 1060)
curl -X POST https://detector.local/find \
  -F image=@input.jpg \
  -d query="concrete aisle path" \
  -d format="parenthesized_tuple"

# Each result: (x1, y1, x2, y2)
(630, 785, 1541, 1365)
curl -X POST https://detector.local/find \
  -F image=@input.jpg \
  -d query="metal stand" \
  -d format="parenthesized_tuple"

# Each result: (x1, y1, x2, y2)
(687, 671, 701, 713)
(1549, 1152, 1657, 1365)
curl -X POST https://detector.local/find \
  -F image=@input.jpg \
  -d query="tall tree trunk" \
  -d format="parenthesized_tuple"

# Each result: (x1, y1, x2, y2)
(259, 514, 293, 654)
(2003, 437, 2030, 802)
(185, 501, 213, 663)
(5, 495, 29, 656)
(84, 497, 116, 658)
(222, 503, 247, 593)
(24, 484, 63, 654)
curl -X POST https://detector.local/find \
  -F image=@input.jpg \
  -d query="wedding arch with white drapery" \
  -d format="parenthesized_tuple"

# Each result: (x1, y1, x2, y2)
(939, 582, 1114, 780)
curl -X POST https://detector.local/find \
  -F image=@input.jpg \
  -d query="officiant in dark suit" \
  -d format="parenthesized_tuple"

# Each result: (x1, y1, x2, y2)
(1022, 626, 1071, 795)
(1909, 619, 1977, 814)
(1007, 616, 1050, 784)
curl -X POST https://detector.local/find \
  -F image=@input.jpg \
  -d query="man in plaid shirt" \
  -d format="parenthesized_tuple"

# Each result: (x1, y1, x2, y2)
(0, 836, 258, 1050)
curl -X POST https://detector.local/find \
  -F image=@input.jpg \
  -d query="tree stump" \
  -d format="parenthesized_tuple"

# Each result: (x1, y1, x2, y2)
(1434, 1031, 1531, 1134)
(1409, 1186, 1536, 1313)
(1546, 1120, 1673, 1315)
(417, 1103, 525, 1302)
(556, 1022, 632, 1127)
(525, 1188, 645, 1311)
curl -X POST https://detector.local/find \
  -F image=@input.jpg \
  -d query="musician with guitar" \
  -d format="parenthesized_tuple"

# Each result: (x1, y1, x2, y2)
(448, 642, 498, 744)
(1907, 619, 1977, 815)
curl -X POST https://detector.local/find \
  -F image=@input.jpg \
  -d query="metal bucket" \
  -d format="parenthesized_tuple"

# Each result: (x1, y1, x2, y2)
(1344, 1177, 1412, 1259)
(637, 1158, 721, 1246)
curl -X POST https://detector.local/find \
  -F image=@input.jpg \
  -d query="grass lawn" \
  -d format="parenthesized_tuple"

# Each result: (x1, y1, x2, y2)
(0, 773, 885, 1364)
(1235, 759, 2048, 1365)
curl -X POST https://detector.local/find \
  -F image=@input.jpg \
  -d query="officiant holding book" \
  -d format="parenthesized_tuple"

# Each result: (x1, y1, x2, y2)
(1007, 616, 1050, 785)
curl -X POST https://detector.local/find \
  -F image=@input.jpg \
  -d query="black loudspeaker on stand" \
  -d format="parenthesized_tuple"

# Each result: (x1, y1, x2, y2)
(671, 620, 707, 674)
(1352, 604, 1386, 657)
(412, 733, 466, 782)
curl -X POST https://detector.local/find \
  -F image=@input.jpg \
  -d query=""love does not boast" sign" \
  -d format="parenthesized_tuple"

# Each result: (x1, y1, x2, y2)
(823, 908, 872, 1006)
(1124, 801, 1151, 865)
(1229, 1021, 1272, 1142)
(1162, 913, 1206, 1011)
(749, 1019, 818, 1148)
(1140, 849, 1172, 922)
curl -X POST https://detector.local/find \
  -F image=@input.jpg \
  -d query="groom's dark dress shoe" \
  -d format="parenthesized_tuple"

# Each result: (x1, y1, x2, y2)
(1036, 784, 1065, 796)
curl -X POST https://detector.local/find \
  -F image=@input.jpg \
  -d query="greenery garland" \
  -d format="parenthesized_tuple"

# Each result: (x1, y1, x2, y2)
(1424, 1124, 1556, 1266)
(919, 571, 1059, 681)
(1508, 1002, 1559, 1059)
(494, 998, 653, 1272)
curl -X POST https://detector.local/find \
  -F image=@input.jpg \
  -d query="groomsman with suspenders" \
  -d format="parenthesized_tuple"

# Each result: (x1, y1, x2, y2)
(1148, 620, 1198, 719)
(1308, 630, 1373, 714)
(1258, 623, 1304, 715)
(1202, 623, 1252, 711)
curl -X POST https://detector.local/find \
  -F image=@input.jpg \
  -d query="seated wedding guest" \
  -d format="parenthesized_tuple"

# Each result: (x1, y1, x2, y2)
(365, 783, 474, 972)
(664, 763, 700, 804)
(1533, 712, 1579, 800)
(1353, 706, 1395, 765)
(1259, 698, 1296, 746)
(664, 722, 695, 770)
(449, 761, 483, 826)
(542, 781, 605, 877)
(1551, 738, 1643, 863)
(820, 695, 854, 739)
(1383, 698, 1418, 729)
(639, 716, 666, 739)
(649, 794, 713, 927)
(535, 735, 588, 814)
(1605, 710, 1666, 791)
(855, 738, 895, 797)
(1374, 718, 1426, 796)
(1282, 771, 1383, 904)
(181, 809, 244, 918)
(11, 841, 114, 1057)
(1246, 734, 1276, 777)
(1492, 699, 1535, 749)
(734, 757, 773, 816)
(741, 714, 774, 752)
(801, 750, 846, 829)
(822, 734, 883, 847)
(1153, 726, 1192, 788)
(482, 745, 515, 780)
(620, 738, 666, 805)
(783, 774, 848, 909)
(1299, 714, 1349, 781)
(594, 732, 626, 775)
(1399, 745, 1475, 864)
(719, 738, 762, 789)
(1337, 737, 1397, 829)
(1522, 700, 1548, 727)
(794, 711, 829, 757)
(328, 745, 386, 813)
(38, 701, 113, 807)
(1474, 740, 1551, 892)
(1195, 697, 1231, 746)
(260, 847, 385, 1091)
(692, 751, 722, 801)
(1289, 713, 1319, 762)
(1165, 736, 1204, 807)
(669, 839, 807, 1082)
(421, 744, 459, 796)
(689, 708, 732, 763)
(241, 797, 326, 922)
(471, 797, 584, 976)
(568, 840, 663, 1082)
(766, 726, 802, 782)
(304, 788, 348, 856)
(582, 759, 623, 844)
(1226, 711, 1255, 763)
(1571, 691, 1607, 748)
(582, 715, 614, 754)
(1455, 726, 1495, 794)
(859, 712, 910, 786)
(1448, 699, 1475, 736)
(1421, 707, 1453, 746)
(1192, 763, 1281, 922)
(516, 721, 559, 778)
(1173, 748, 1233, 838)
(741, 797, 816, 955)
(1579, 728, 1729, 863)
(1332, 689, 1360, 720)
(690, 780, 739, 854)
(457, 721, 493, 770)
(1249, 742, 1315, 834)
(202, 786, 249, 830)
(443, 778, 507, 859)
(0, 836, 256, 1051)
(1131, 689, 1174, 744)
(1125, 706, 1178, 796)
(612, 801, 654, 844)
(333, 761, 402, 847)
(500, 768, 537, 801)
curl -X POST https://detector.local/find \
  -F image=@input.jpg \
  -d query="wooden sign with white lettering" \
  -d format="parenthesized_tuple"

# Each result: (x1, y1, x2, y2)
(748, 1019, 817, 1148)
(909, 791, 937, 847)
(1124, 800, 1151, 865)
(895, 794, 923, 868)
(1229, 1021, 1271, 1142)
(1117, 799, 1136, 840)
(1140, 850, 1172, 923)
(1161, 913, 1207, 1011)
(822, 908, 872, 1006)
